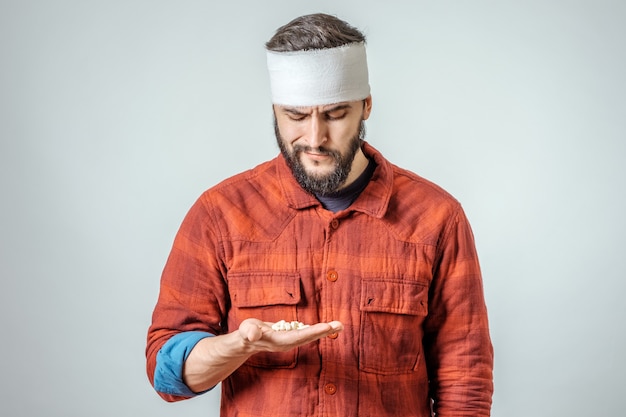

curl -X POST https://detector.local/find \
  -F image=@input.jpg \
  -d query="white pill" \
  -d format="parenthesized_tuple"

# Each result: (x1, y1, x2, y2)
(271, 319, 309, 331)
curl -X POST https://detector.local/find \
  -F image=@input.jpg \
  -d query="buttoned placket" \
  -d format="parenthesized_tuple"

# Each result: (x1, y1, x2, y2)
(321, 216, 341, 402)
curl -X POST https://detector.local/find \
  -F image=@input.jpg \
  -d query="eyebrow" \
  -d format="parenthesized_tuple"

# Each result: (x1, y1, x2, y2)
(323, 104, 352, 113)
(282, 103, 352, 115)
(282, 107, 308, 116)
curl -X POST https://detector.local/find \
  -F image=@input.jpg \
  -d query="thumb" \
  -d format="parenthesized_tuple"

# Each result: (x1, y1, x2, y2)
(240, 320, 264, 342)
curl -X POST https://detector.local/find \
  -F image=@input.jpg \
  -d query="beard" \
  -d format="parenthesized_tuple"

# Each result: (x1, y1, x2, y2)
(275, 118, 366, 196)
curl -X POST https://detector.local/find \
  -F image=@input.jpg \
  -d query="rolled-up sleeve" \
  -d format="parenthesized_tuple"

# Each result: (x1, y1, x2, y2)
(154, 331, 214, 397)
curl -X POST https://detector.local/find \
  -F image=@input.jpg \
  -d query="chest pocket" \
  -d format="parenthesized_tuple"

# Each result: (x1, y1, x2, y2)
(359, 279, 429, 374)
(228, 272, 301, 368)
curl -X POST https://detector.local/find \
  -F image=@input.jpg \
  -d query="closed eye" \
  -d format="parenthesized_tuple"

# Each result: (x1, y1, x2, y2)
(325, 110, 348, 121)
(287, 114, 306, 121)
(283, 108, 309, 122)
(323, 104, 351, 121)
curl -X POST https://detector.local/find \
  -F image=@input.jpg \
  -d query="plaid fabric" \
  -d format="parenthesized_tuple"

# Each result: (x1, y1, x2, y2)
(146, 142, 493, 416)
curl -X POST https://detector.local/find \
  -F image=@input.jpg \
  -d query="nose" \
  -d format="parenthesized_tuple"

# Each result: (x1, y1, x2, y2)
(306, 114, 328, 148)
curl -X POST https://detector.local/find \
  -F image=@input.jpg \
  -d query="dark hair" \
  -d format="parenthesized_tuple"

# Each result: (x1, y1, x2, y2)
(265, 13, 366, 52)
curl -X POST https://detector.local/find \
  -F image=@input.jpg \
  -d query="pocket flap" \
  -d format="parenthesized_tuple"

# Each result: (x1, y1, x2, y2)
(229, 272, 301, 307)
(360, 279, 428, 316)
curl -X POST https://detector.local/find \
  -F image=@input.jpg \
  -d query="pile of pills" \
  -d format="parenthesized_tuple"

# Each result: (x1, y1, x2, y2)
(271, 320, 310, 331)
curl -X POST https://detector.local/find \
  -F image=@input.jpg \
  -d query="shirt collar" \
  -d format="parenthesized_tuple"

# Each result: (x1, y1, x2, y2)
(276, 141, 393, 218)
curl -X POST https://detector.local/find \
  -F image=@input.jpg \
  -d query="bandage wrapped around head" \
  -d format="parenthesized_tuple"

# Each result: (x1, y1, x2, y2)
(267, 42, 370, 107)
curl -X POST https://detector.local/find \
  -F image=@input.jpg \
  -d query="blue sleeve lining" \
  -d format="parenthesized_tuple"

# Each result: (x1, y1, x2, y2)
(154, 331, 214, 397)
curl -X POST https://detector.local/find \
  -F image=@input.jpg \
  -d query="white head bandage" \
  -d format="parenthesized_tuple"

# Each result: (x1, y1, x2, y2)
(267, 42, 370, 107)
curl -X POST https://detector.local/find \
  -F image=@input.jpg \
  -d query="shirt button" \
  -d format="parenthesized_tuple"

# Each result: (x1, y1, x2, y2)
(328, 332, 339, 339)
(324, 383, 337, 395)
(326, 270, 338, 282)
(330, 219, 339, 229)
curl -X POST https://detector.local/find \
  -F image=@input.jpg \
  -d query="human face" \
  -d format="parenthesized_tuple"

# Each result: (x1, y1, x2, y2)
(274, 97, 372, 196)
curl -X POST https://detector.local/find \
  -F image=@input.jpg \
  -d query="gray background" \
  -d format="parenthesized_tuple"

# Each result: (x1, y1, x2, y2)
(1, 1, 624, 416)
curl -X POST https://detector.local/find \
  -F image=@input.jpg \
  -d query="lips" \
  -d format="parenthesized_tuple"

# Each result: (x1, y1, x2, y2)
(296, 146, 335, 158)
(304, 151, 331, 160)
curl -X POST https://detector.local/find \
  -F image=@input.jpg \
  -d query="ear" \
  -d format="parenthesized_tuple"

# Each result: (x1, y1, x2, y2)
(362, 95, 373, 120)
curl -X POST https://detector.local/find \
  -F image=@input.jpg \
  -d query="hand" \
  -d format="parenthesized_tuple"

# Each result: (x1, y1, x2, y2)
(238, 318, 344, 354)
(183, 318, 343, 392)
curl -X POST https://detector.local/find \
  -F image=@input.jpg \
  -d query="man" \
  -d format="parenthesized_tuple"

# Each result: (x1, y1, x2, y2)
(146, 13, 494, 417)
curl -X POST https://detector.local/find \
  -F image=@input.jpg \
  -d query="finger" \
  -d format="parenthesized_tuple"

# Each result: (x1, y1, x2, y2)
(286, 321, 344, 343)
(240, 319, 266, 342)
(246, 325, 263, 342)
(327, 320, 344, 333)
(306, 321, 344, 335)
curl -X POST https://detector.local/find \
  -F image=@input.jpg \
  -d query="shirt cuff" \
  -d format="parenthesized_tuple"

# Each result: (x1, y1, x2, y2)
(154, 331, 214, 397)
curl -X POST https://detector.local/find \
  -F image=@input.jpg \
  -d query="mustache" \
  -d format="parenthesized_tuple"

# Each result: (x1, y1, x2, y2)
(293, 145, 339, 158)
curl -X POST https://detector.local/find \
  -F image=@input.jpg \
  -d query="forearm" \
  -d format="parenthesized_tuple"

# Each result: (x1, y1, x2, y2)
(182, 331, 253, 393)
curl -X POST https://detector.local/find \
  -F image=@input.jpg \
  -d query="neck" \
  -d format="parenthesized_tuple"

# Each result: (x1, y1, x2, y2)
(316, 156, 376, 212)
(338, 147, 369, 191)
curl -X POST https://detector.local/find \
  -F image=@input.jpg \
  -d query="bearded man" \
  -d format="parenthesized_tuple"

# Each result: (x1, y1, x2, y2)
(147, 13, 494, 417)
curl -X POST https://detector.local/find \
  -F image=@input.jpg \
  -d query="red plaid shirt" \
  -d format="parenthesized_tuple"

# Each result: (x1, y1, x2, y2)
(147, 142, 493, 416)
